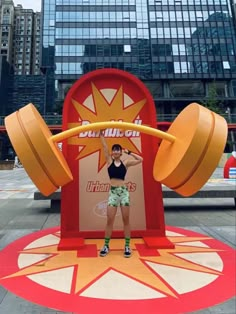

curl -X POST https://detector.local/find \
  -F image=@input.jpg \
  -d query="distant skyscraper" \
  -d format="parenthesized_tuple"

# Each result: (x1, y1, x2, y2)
(13, 5, 41, 75)
(0, 0, 41, 75)
(0, 0, 14, 62)
(0, 0, 45, 117)
(32, 12, 41, 75)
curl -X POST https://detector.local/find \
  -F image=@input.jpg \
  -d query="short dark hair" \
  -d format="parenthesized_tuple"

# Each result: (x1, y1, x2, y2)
(112, 144, 122, 151)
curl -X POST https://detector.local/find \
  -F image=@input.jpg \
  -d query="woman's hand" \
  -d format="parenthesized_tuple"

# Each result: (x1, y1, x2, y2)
(100, 129, 106, 136)
(123, 149, 131, 155)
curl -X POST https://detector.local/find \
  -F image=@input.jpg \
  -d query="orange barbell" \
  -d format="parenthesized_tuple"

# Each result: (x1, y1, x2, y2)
(4, 103, 227, 196)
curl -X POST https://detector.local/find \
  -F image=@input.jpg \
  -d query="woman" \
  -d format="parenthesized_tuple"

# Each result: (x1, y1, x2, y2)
(99, 130, 143, 257)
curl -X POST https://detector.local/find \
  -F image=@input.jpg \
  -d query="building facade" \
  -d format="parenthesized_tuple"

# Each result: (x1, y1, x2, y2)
(7, 75, 46, 114)
(41, 0, 236, 116)
(0, 0, 41, 75)
(0, 55, 11, 115)
(0, 55, 45, 159)
(0, 0, 14, 63)
(0, 0, 45, 117)
(13, 5, 41, 75)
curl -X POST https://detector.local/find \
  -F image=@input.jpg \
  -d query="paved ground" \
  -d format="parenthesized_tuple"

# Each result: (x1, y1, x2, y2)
(0, 168, 235, 314)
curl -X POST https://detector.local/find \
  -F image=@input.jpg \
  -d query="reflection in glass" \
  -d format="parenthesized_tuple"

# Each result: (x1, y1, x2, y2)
(42, 0, 236, 110)
(187, 11, 236, 74)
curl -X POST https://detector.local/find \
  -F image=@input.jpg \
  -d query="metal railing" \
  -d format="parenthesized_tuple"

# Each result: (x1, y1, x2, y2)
(157, 113, 236, 123)
(0, 115, 63, 127)
(1, 114, 236, 127)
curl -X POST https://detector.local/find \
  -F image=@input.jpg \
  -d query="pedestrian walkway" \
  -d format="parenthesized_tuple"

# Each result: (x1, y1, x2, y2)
(0, 168, 235, 314)
(0, 167, 235, 200)
(0, 168, 35, 199)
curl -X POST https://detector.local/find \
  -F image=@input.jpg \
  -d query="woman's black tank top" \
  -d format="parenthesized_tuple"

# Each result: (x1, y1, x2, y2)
(108, 160, 127, 180)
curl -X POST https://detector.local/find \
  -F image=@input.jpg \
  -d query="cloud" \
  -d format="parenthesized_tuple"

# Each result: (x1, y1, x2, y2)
(15, 0, 41, 11)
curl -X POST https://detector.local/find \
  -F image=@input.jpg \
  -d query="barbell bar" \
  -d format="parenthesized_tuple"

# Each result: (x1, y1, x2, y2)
(51, 120, 176, 143)
(4, 103, 228, 197)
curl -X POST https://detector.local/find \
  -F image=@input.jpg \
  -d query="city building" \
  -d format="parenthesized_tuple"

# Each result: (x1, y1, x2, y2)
(41, 0, 236, 118)
(0, 0, 45, 117)
(0, 55, 12, 115)
(0, 0, 41, 75)
(7, 75, 46, 114)
(0, 54, 45, 159)
(13, 5, 41, 75)
(0, 0, 14, 63)
(32, 12, 41, 75)
(0, 54, 12, 159)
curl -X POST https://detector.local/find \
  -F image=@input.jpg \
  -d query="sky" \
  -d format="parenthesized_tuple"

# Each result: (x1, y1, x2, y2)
(15, 0, 41, 11)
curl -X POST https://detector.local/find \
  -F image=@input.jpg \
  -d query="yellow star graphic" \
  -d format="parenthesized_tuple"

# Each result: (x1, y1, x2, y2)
(66, 83, 146, 170)
(1, 235, 224, 299)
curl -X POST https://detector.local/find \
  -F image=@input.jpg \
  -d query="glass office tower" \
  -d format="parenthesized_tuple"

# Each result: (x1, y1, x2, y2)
(41, 0, 236, 114)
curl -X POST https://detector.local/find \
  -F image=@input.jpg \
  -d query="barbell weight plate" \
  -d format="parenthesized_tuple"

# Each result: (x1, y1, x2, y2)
(174, 111, 228, 196)
(5, 104, 73, 196)
(5, 110, 58, 196)
(153, 103, 214, 192)
(18, 104, 73, 193)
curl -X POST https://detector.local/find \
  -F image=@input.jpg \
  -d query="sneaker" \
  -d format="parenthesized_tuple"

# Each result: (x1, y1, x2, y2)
(100, 245, 109, 257)
(124, 246, 132, 258)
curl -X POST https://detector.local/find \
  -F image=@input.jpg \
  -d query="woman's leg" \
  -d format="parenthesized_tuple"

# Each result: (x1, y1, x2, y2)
(105, 206, 117, 238)
(120, 187, 131, 257)
(120, 205, 131, 238)
(100, 188, 119, 257)
(121, 205, 132, 257)
(100, 206, 117, 256)
(120, 187, 131, 239)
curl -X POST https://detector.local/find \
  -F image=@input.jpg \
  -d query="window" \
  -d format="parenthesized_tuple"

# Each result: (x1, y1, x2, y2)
(169, 81, 204, 97)
(208, 82, 228, 97)
(223, 61, 230, 69)
(153, 62, 174, 74)
(124, 45, 131, 53)
(152, 44, 172, 56)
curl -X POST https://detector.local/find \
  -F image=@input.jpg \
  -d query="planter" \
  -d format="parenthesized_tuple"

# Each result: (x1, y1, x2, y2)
(0, 160, 14, 170)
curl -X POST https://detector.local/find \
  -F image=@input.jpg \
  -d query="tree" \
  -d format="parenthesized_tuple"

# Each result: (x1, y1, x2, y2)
(200, 82, 224, 114)
(53, 83, 75, 114)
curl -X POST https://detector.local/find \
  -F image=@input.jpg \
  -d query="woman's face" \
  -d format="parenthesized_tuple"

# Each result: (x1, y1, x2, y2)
(112, 148, 122, 159)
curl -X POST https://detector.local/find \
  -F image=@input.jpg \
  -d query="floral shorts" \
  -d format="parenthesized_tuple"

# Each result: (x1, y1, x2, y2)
(108, 186, 130, 207)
